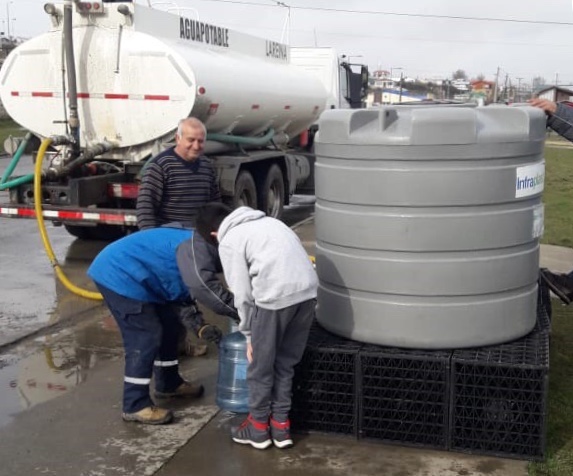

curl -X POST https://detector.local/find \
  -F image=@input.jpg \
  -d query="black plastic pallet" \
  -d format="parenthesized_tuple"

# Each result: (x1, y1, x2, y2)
(359, 345, 451, 450)
(291, 323, 360, 436)
(449, 326, 549, 460)
(536, 275, 552, 332)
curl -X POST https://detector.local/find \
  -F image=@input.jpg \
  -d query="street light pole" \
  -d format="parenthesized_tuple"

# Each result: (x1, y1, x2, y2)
(516, 77, 523, 103)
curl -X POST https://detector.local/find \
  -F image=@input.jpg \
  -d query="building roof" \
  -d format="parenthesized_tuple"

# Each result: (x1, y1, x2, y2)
(537, 85, 573, 96)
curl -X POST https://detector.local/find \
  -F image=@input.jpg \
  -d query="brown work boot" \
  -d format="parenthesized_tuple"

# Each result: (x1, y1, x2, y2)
(122, 406, 174, 425)
(155, 381, 205, 399)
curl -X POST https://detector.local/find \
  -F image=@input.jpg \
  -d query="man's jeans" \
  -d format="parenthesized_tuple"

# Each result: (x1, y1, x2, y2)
(96, 284, 184, 413)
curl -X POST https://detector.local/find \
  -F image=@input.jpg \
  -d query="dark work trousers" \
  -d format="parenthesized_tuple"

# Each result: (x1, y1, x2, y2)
(247, 299, 315, 423)
(96, 284, 184, 413)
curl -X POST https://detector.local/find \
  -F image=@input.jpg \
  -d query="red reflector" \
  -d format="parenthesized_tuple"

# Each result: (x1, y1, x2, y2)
(105, 93, 129, 100)
(108, 183, 140, 199)
(144, 95, 169, 101)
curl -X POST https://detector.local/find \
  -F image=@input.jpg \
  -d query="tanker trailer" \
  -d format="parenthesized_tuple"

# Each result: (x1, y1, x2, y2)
(0, 0, 367, 239)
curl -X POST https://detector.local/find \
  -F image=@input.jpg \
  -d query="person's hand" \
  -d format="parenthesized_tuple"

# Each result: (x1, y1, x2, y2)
(198, 324, 223, 344)
(247, 342, 253, 363)
(176, 303, 204, 334)
(528, 98, 557, 115)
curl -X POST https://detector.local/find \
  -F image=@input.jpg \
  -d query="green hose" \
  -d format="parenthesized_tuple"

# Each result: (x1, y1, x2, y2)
(0, 132, 34, 190)
(207, 128, 275, 146)
(0, 173, 35, 190)
(1, 132, 32, 182)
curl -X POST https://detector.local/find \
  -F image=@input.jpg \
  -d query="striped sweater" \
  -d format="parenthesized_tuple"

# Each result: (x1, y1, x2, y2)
(136, 147, 221, 230)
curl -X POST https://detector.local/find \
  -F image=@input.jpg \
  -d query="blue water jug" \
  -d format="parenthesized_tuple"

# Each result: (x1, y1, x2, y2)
(216, 331, 249, 413)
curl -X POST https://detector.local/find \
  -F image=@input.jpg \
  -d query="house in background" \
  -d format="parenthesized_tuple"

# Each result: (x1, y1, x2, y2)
(469, 79, 495, 105)
(536, 85, 573, 103)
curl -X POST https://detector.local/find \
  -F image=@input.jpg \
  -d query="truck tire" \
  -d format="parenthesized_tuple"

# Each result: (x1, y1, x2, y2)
(64, 224, 130, 241)
(258, 164, 284, 219)
(233, 170, 258, 210)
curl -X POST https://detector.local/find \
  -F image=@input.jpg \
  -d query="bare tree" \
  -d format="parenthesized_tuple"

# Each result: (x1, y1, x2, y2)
(452, 69, 467, 80)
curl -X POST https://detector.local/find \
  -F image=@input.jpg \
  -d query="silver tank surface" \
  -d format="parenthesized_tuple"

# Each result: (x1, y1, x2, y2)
(314, 105, 546, 349)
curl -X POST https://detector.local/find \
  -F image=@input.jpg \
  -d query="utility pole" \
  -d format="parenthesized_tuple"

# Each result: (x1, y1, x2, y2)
(503, 74, 509, 103)
(493, 67, 500, 103)
(399, 71, 404, 103)
(6, 1, 10, 38)
(516, 77, 523, 102)
(555, 72, 559, 86)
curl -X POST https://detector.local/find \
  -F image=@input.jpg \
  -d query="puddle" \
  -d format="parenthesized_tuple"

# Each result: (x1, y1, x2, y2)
(0, 314, 123, 429)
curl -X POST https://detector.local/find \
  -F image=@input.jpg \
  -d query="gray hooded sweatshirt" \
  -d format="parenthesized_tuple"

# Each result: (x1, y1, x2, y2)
(217, 207, 318, 338)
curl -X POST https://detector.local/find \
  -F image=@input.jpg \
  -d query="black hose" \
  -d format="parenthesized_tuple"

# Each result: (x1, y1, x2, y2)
(63, 1, 80, 153)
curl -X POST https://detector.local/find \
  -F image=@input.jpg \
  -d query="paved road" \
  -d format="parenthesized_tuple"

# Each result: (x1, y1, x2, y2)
(0, 155, 528, 476)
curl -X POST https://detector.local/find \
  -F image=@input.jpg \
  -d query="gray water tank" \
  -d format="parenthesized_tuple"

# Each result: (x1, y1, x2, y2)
(314, 105, 546, 349)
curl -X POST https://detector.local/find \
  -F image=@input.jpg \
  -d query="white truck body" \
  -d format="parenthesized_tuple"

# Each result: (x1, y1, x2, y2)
(0, 2, 328, 160)
(0, 1, 367, 238)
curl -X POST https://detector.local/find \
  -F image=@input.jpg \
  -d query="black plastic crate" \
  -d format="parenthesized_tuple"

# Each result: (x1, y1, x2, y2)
(291, 323, 360, 436)
(449, 327, 549, 460)
(536, 274, 552, 332)
(359, 345, 451, 449)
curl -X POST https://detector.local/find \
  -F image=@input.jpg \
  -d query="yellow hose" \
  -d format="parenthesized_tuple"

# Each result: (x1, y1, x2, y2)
(34, 138, 103, 300)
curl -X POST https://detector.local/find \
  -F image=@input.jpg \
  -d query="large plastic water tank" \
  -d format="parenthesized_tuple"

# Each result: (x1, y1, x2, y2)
(314, 105, 546, 349)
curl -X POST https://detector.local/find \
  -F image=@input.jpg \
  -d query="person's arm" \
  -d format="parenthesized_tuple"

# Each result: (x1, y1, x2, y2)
(218, 241, 256, 341)
(176, 234, 239, 320)
(529, 98, 573, 142)
(136, 161, 165, 230)
(547, 103, 573, 142)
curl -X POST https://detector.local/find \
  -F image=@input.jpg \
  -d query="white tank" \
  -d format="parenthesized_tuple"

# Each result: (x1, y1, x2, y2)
(0, 3, 328, 160)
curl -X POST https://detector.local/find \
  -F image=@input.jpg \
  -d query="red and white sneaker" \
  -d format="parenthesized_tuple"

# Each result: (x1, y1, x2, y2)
(270, 417, 294, 449)
(231, 414, 272, 450)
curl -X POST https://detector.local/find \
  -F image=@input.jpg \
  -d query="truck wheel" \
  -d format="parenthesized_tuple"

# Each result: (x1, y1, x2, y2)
(233, 171, 258, 210)
(64, 224, 130, 241)
(259, 164, 284, 219)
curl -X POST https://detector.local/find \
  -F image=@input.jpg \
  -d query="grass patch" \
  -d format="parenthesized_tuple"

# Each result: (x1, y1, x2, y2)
(529, 145, 573, 475)
(542, 147, 573, 247)
(528, 303, 573, 475)
(0, 118, 26, 153)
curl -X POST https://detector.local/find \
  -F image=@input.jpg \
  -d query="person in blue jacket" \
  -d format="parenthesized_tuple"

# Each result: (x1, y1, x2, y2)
(88, 223, 238, 425)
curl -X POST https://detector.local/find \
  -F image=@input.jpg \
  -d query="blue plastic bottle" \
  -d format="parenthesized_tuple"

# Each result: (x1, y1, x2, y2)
(216, 331, 249, 413)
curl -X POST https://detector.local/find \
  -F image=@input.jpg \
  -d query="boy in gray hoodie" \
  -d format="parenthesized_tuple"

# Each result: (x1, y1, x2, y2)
(196, 203, 318, 449)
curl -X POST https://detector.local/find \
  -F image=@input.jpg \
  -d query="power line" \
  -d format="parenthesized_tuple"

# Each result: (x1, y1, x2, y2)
(197, 0, 573, 26)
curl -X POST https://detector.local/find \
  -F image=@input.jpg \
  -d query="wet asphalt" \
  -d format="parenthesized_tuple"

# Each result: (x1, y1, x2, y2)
(0, 156, 529, 476)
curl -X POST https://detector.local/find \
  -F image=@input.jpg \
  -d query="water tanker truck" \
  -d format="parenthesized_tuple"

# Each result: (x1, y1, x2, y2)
(0, 0, 368, 239)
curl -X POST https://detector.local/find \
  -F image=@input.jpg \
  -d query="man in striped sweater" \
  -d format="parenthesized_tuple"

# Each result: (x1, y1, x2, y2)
(136, 117, 221, 229)
(136, 117, 222, 356)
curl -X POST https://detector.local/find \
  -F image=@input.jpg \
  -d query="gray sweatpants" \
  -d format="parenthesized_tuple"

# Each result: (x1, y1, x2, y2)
(247, 299, 315, 422)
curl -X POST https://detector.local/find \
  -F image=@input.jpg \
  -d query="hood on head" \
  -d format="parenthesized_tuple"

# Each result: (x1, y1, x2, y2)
(218, 206, 265, 242)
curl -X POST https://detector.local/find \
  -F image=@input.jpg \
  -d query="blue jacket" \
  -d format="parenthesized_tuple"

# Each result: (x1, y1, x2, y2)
(88, 225, 238, 321)
(88, 227, 192, 303)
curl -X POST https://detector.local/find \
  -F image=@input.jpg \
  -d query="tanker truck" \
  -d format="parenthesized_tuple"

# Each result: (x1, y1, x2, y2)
(0, 0, 368, 239)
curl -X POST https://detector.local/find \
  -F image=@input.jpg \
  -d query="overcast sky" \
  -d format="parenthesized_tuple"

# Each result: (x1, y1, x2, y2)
(10, 0, 573, 87)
